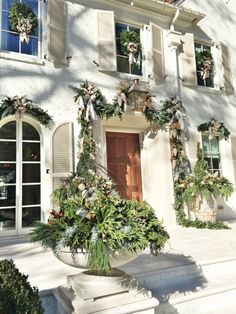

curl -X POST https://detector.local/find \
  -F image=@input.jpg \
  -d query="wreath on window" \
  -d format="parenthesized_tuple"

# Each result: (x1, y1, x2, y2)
(9, 2, 38, 44)
(195, 50, 214, 80)
(0, 96, 53, 127)
(198, 119, 230, 140)
(119, 30, 141, 65)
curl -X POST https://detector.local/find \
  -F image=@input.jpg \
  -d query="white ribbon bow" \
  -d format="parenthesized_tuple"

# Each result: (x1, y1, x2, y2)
(16, 17, 33, 44)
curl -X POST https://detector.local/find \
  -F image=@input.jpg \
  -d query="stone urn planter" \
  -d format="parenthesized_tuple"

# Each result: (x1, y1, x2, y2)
(187, 196, 217, 223)
(53, 247, 141, 270)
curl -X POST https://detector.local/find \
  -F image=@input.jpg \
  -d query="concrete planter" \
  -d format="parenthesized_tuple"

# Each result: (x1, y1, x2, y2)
(53, 247, 140, 269)
(185, 196, 217, 222)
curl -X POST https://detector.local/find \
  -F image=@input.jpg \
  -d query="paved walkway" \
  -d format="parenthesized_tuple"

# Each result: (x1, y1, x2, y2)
(1, 222, 236, 293)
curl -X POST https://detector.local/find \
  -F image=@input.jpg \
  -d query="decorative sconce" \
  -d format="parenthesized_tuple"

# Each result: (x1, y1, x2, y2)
(127, 79, 151, 112)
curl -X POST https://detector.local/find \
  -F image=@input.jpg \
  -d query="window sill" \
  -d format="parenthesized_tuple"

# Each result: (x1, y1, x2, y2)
(0, 51, 45, 65)
(184, 84, 222, 95)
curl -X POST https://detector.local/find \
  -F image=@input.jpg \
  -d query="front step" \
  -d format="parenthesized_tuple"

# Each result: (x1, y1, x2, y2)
(121, 255, 236, 314)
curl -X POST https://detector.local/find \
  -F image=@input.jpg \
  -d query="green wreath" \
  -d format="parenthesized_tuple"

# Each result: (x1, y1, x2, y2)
(9, 2, 37, 36)
(195, 50, 214, 70)
(119, 30, 141, 56)
(0, 96, 53, 128)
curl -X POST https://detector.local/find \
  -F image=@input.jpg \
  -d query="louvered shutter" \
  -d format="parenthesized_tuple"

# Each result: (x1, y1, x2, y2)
(181, 34, 197, 86)
(188, 131, 201, 171)
(221, 43, 234, 95)
(97, 10, 116, 71)
(150, 22, 164, 85)
(231, 138, 236, 186)
(47, 0, 67, 63)
(52, 122, 73, 204)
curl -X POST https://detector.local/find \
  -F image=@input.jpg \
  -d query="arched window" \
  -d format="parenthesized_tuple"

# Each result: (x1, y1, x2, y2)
(0, 120, 41, 235)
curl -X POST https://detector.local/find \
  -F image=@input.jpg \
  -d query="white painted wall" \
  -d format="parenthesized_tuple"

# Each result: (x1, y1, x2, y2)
(0, 0, 235, 227)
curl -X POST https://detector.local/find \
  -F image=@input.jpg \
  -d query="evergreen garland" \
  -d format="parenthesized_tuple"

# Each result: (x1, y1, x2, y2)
(0, 96, 53, 127)
(198, 118, 230, 140)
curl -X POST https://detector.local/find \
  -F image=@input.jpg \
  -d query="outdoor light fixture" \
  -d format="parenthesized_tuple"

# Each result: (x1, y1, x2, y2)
(127, 79, 151, 112)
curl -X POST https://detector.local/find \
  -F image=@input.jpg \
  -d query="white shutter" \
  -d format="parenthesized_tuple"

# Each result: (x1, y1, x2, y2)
(47, 0, 67, 63)
(231, 138, 236, 186)
(97, 10, 116, 71)
(220, 43, 234, 95)
(150, 22, 164, 85)
(181, 33, 197, 86)
(52, 122, 74, 196)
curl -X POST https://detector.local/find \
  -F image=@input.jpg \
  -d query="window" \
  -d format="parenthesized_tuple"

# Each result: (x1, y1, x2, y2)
(0, 120, 41, 233)
(0, 0, 39, 56)
(115, 22, 142, 76)
(195, 43, 214, 88)
(202, 135, 221, 174)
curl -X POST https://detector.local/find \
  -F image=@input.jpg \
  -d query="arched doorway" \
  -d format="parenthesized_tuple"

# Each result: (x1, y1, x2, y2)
(0, 120, 41, 235)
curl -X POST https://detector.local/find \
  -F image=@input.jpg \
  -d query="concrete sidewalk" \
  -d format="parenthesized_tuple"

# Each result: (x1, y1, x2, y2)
(1, 223, 236, 313)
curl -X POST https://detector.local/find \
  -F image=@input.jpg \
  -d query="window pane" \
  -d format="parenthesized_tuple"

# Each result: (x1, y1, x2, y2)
(22, 0, 38, 15)
(0, 208, 15, 230)
(117, 56, 130, 74)
(0, 185, 15, 207)
(2, 11, 10, 31)
(1, 31, 19, 52)
(21, 36, 38, 56)
(22, 206, 40, 227)
(23, 142, 40, 161)
(202, 136, 210, 153)
(22, 185, 40, 205)
(210, 139, 220, 155)
(0, 121, 16, 140)
(0, 163, 16, 184)
(212, 158, 220, 170)
(2, 0, 15, 11)
(0, 142, 16, 161)
(131, 61, 142, 76)
(23, 122, 39, 140)
(23, 164, 40, 183)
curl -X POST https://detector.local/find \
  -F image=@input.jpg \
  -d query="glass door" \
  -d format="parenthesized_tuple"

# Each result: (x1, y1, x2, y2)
(0, 120, 41, 235)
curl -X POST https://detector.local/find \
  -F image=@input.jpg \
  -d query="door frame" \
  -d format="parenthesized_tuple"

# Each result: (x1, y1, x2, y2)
(102, 126, 145, 201)
(0, 115, 42, 237)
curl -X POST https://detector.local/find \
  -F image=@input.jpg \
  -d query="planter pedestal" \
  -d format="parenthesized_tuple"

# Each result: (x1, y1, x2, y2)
(54, 269, 159, 314)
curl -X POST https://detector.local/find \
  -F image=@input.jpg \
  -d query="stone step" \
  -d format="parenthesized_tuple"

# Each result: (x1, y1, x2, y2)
(53, 285, 75, 314)
(73, 289, 159, 314)
(128, 257, 236, 314)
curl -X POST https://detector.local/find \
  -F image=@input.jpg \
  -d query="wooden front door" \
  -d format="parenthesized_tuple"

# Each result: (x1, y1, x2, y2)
(106, 132, 142, 200)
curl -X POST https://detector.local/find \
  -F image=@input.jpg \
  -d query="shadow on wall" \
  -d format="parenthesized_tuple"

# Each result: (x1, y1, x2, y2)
(121, 252, 207, 314)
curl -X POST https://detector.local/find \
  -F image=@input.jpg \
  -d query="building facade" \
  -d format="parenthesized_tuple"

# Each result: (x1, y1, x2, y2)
(0, 0, 235, 237)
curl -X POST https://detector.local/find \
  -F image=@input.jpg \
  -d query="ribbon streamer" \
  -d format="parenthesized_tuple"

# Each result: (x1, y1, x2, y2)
(128, 42, 138, 65)
(117, 92, 127, 111)
(85, 96, 97, 121)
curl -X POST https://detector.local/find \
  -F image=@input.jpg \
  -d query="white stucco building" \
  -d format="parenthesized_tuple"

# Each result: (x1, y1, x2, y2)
(0, 0, 235, 237)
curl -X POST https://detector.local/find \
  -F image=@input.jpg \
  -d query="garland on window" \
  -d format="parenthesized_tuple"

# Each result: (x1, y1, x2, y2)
(119, 30, 141, 65)
(195, 50, 214, 80)
(198, 119, 230, 140)
(9, 2, 37, 44)
(0, 96, 53, 127)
